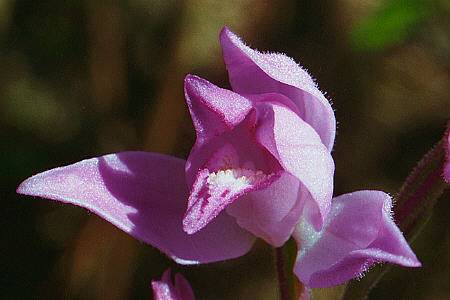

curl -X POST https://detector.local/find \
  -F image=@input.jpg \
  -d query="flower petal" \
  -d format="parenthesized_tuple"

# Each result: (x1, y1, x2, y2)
(183, 144, 280, 234)
(254, 100, 334, 231)
(220, 26, 336, 151)
(293, 191, 421, 288)
(152, 268, 195, 300)
(184, 74, 252, 146)
(17, 152, 255, 264)
(226, 171, 306, 247)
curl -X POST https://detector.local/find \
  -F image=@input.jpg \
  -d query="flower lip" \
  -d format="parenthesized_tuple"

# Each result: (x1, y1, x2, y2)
(183, 143, 281, 234)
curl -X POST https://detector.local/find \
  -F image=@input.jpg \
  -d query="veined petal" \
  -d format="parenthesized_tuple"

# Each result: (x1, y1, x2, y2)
(17, 152, 255, 264)
(183, 144, 280, 234)
(255, 101, 334, 231)
(220, 26, 336, 151)
(293, 191, 421, 288)
(184, 74, 252, 146)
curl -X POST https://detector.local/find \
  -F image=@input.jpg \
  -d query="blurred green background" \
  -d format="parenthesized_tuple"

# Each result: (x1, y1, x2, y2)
(2, 0, 449, 299)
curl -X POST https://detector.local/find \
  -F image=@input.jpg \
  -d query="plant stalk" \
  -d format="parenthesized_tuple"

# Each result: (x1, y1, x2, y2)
(275, 238, 303, 300)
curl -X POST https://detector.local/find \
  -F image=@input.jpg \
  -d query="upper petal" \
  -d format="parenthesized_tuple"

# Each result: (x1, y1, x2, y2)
(220, 26, 336, 151)
(254, 100, 334, 231)
(293, 191, 421, 288)
(184, 74, 252, 146)
(17, 152, 255, 264)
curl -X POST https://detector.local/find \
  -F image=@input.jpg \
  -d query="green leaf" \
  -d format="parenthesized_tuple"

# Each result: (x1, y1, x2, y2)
(350, 0, 431, 52)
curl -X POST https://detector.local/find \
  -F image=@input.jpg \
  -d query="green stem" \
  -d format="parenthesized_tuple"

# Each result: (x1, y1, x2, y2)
(274, 238, 300, 300)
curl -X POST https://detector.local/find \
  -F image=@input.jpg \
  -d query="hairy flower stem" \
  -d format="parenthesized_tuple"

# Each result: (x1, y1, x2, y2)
(395, 138, 448, 237)
(341, 133, 449, 300)
(275, 238, 301, 300)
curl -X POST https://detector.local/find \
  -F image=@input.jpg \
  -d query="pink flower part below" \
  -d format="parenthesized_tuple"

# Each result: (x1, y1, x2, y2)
(152, 269, 195, 300)
(293, 191, 421, 288)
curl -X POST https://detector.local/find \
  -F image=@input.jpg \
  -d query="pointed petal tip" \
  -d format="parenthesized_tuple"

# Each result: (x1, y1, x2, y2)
(184, 73, 196, 82)
(184, 74, 200, 88)
(219, 26, 243, 50)
(16, 171, 54, 197)
(220, 25, 228, 34)
(16, 179, 28, 195)
(184, 74, 212, 93)
(219, 26, 232, 39)
(411, 258, 422, 268)
(398, 249, 422, 268)
(182, 219, 201, 235)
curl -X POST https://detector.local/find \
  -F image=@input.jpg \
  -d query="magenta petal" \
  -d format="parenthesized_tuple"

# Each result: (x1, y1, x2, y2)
(220, 26, 336, 151)
(226, 171, 306, 247)
(152, 268, 195, 300)
(293, 191, 421, 288)
(255, 101, 334, 231)
(184, 74, 252, 146)
(17, 152, 255, 264)
(183, 144, 280, 234)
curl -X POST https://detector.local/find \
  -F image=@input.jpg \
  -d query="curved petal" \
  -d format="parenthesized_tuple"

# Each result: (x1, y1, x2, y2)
(226, 171, 306, 247)
(184, 74, 252, 146)
(185, 108, 271, 190)
(183, 144, 280, 234)
(17, 152, 255, 264)
(220, 26, 336, 151)
(254, 101, 334, 231)
(293, 191, 421, 288)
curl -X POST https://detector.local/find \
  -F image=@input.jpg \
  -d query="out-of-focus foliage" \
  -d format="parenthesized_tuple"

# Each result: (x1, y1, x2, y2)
(2, 0, 448, 299)
(350, 0, 433, 52)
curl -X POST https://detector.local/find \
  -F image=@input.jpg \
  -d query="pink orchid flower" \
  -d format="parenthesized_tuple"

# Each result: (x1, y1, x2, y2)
(17, 27, 420, 288)
(152, 269, 195, 300)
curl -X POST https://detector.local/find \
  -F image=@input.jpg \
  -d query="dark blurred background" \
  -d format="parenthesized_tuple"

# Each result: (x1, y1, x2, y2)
(1, 0, 449, 299)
